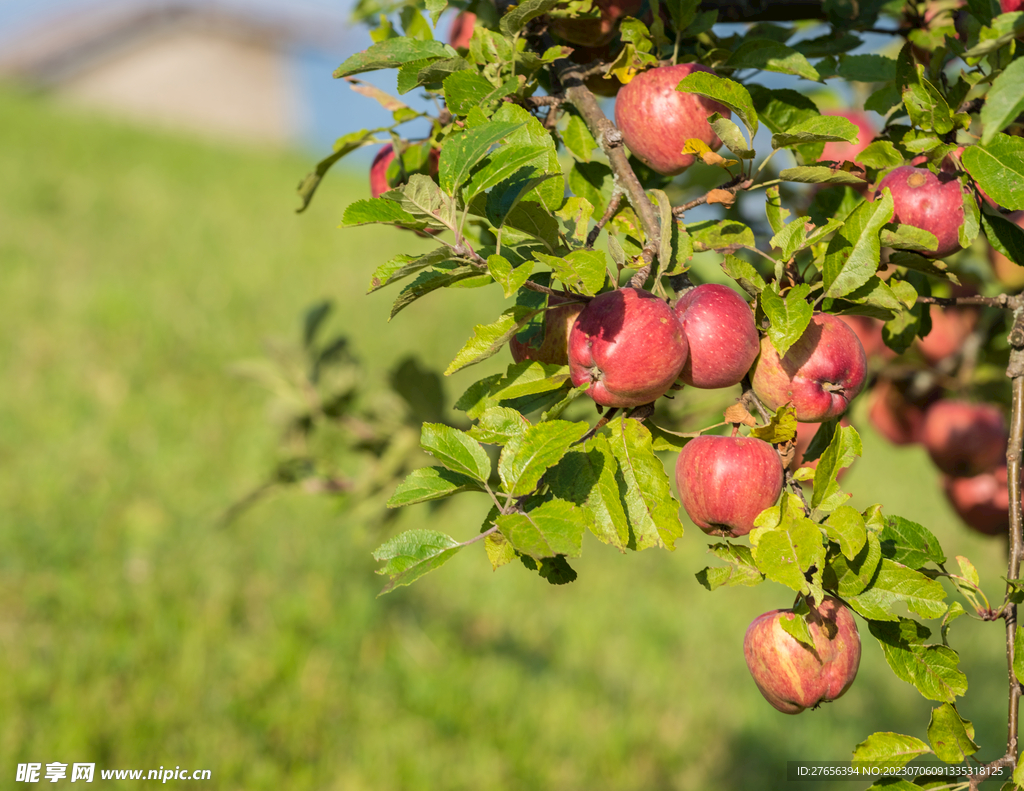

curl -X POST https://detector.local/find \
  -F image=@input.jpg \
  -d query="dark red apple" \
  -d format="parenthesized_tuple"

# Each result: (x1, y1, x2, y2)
(614, 63, 731, 176)
(549, 0, 642, 46)
(944, 466, 1011, 536)
(744, 597, 861, 715)
(1002, 0, 1023, 12)
(673, 284, 759, 389)
(876, 166, 965, 259)
(917, 305, 978, 364)
(448, 11, 476, 50)
(820, 110, 876, 165)
(510, 294, 584, 366)
(868, 380, 927, 446)
(568, 287, 688, 408)
(675, 435, 784, 537)
(751, 313, 868, 423)
(921, 400, 1007, 477)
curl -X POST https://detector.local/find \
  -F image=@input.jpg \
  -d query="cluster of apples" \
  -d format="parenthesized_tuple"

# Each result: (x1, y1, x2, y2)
(513, 282, 866, 714)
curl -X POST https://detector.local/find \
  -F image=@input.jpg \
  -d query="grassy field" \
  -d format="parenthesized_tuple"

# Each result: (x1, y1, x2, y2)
(0, 85, 1012, 790)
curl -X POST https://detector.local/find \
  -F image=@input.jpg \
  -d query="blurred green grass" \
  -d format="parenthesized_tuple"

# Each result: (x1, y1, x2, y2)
(0, 85, 1011, 790)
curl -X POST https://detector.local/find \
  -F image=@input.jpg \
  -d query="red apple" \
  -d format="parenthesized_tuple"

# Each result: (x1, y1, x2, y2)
(876, 166, 965, 259)
(510, 294, 584, 365)
(944, 466, 1011, 536)
(744, 597, 861, 715)
(549, 0, 642, 46)
(614, 63, 731, 176)
(675, 435, 784, 537)
(921, 400, 1007, 477)
(448, 11, 476, 50)
(917, 305, 978, 364)
(820, 110, 876, 165)
(568, 287, 688, 408)
(1002, 0, 1024, 12)
(751, 313, 868, 423)
(673, 284, 759, 389)
(988, 210, 1024, 288)
(868, 380, 927, 446)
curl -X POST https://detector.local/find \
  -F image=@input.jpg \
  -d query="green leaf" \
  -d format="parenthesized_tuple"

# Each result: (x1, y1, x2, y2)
(749, 404, 798, 444)
(760, 283, 812, 358)
(334, 37, 451, 78)
(372, 529, 463, 594)
(445, 305, 542, 375)
(500, 0, 561, 34)
(496, 498, 584, 559)
(367, 248, 450, 293)
(778, 609, 816, 649)
(771, 114, 859, 149)
(751, 516, 825, 595)
(837, 53, 898, 83)
(869, 619, 967, 702)
(825, 505, 868, 560)
(696, 543, 764, 590)
(420, 422, 492, 481)
(534, 250, 608, 296)
(606, 417, 685, 550)
(547, 438, 630, 550)
(498, 420, 590, 496)
(779, 166, 867, 186)
(342, 196, 423, 229)
(563, 113, 599, 162)
(963, 135, 1024, 210)
(489, 361, 571, 400)
(443, 71, 517, 117)
(468, 406, 531, 445)
(721, 254, 766, 296)
(466, 143, 551, 200)
(568, 161, 614, 214)
(425, 0, 447, 24)
(491, 104, 564, 211)
(487, 254, 533, 299)
(390, 266, 487, 318)
(556, 196, 595, 244)
(765, 185, 790, 235)
(390, 174, 457, 229)
(879, 515, 946, 568)
(689, 218, 756, 252)
(399, 57, 471, 94)
(982, 210, 1024, 265)
(847, 560, 948, 622)
(825, 532, 882, 598)
(879, 224, 939, 252)
(865, 82, 902, 115)
(709, 115, 753, 158)
(812, 424, 863, 510)
(439, 121, 523, 196)
(823, 190, 893, 298)
(857, 140, 904, 169)
(852, 732, 932, 767)
(927, 703, 979, 763)
(388, 466, 485, 507)
(748, 85, 819, 135)
(724, 40, 819, 81)
(981, 59, 1024, 144)
(676, 71, 758, 137)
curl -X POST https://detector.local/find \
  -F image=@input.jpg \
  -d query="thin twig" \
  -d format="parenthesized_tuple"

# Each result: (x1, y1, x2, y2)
(586, 191, 622, 248)
(575, 408, 618, 444)
(917, 294, 1021, 309)
(672, 176, 753, 217)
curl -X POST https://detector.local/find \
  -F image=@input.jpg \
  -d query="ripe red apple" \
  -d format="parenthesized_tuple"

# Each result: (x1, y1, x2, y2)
(673, 284, 759, 389)
(448, 11, 476, 50)
(549, 0, 642, 46)
(944, 466, 1011, 536)
(1002, 0, 1023, 12)
(751, 313, 868, 423)
(820, 110, 876, 165)
(744, 597, 861, 715)
(614, 63, 731, 176)
(510, 294, 584, 366)
(838, 315, 892, 361)
(868, 379, 927, 446)
(675, 435, 783, 537)
(988, 211, 1024, 289)
(921, 400, 1007, 477)
(568, 287, 688, 408)
(876, 166, 965, 259)
(917, 305, 978, 364)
